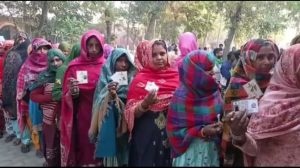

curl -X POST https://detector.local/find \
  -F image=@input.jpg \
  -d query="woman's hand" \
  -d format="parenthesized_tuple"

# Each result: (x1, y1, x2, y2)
(225, 110, 249, 137)
(141, 90, 158, 109)
(68, 78, 80, 98)
(202, 122, 223, 138)
(107, 82, 118, 99)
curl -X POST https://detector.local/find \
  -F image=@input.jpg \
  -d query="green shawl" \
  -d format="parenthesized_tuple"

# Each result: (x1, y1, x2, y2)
(29, 49, 66, 91)
(64, 42, 80, 65)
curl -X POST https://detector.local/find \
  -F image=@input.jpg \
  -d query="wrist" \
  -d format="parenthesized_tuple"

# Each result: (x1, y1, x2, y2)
(141, 101, 149, 110)
(230, 130, 246, 141)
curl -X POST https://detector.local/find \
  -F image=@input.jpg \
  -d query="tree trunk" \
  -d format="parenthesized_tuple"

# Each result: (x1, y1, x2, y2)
(105, 8, 112, 44)
(37, 1, 49, 37)
(224, 1, 243, 58)
(126, 21, 130, 48)
(145, 12, 157, 40)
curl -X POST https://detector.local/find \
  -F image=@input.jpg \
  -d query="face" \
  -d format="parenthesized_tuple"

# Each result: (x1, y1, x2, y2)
(37, 46, 49, 54)
(115, 55, 130, 72)
(50, 56, 63, 69)
(216, 50, 223, 59)
(63, 50, 70, 56)
(87, 37, 102, 58)
(152, 44, 168, 70)
(254, 45, 276, 73)
(16, 36, 25, 45)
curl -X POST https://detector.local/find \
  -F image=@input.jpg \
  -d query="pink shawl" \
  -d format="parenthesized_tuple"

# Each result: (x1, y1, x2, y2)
(244, 43, 300, 165)
(134, 40, 151, 71)
(60, 29, 105, 166)
(176, 32, 198, 68)
(16, 38, 51, 132)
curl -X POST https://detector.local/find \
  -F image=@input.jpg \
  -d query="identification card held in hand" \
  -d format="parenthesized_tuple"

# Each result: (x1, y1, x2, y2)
(232, 98, 259, 114)
(76, 71, 88, 84)
(111, 71, 128, 86)
(243, 79, 263, 98)
(145, 81, 159, 92)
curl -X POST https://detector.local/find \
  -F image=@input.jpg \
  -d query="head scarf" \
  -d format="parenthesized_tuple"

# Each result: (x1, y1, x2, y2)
(16, 38, 52, 132)
(89, 48, 137, 145)
(247, 44, 300, 139)
(167, 50, 223, 158)
(2, 33, 30, 119)
(29, 48, 66, 91)
(60, 29, 106, 166)
(59, 42, 71, 53)
(176, 32, 199, 68)
(134, 40, 151, 71)
(290, 35, 300, 46)
(224, 39, 279, 113)
(75, 29, 105, 64)
(52, 43, 59, 49)
(124, 40, 179, 139)
(103, 43, 113, 59)
(64, 42, 80, 65)
(221, 39, 279, 160)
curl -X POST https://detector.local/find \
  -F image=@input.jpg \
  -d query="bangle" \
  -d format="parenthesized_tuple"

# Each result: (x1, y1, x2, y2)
(200, 128, 206, 138)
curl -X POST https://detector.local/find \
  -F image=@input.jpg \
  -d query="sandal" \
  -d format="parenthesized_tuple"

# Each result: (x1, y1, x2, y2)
(36, 149, 44, 158)
(5, 134, 16, 143)
(13, 138, 21, 146)
(21, 144, 30, 153)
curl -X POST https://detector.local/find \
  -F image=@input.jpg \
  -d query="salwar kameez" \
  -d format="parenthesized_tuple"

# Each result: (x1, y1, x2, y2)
(129, 111, 171, 167)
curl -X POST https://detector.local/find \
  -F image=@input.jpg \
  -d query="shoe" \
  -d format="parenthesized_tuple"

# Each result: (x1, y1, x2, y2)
(13, 138, 21, 146)
(5, 134, 16, 143)
(21, 143, 30, 153)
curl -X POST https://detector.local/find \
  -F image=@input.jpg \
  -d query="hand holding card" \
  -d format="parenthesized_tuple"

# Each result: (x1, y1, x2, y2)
(111, 71, 128, 86)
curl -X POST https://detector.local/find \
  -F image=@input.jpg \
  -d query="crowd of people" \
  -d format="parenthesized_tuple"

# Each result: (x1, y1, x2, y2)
(0, 29, 299, 167)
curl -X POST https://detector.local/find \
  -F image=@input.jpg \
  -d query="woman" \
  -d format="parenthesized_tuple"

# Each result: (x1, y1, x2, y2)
(125, 40, 179, 166)
(52, 43, 81, 102)
(175, 32, 198, 68)
(103, 43, 114, 59)
(222, 39, 279, 167)
(58, 42, 71, 56)
(60, 30, 106, 166)
(226, 43, 300, 166)
(89, 48, 136, 166)
(167, 50, 223, 166)
(16, 38, 52, 154)
(2, 32, 30, 145)
(134, 40, 150, 71)
(30, 49, 66, 167)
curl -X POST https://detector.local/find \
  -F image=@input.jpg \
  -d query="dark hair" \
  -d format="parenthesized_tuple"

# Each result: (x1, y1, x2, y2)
(204, 47, 207, 50)
(234, 49, 240, 60)
(213, 48, 222, 56)
(152, 39, 167, 52)
(291, 35, 300, 46)
(219, 43, 223, 47)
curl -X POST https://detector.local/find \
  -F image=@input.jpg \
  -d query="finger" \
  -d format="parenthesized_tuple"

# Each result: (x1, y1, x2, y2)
(238, 111, 248, 127)
(243, 117, 250, 129)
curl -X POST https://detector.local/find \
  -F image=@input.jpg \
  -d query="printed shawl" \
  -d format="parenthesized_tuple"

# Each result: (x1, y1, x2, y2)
(134, 40, 151, 71)
(16, 38, 51, 132)
(124, 40, 179, 139)
(221, 39, 279, 160)
(167, 50, 223, 158)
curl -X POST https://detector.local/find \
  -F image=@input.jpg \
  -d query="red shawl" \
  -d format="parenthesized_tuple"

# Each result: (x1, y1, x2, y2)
(134, 40, 151, 71)
(124, 40, 179, 139)
(60, 29, 105, 166)
(16, 38, 51, 132)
